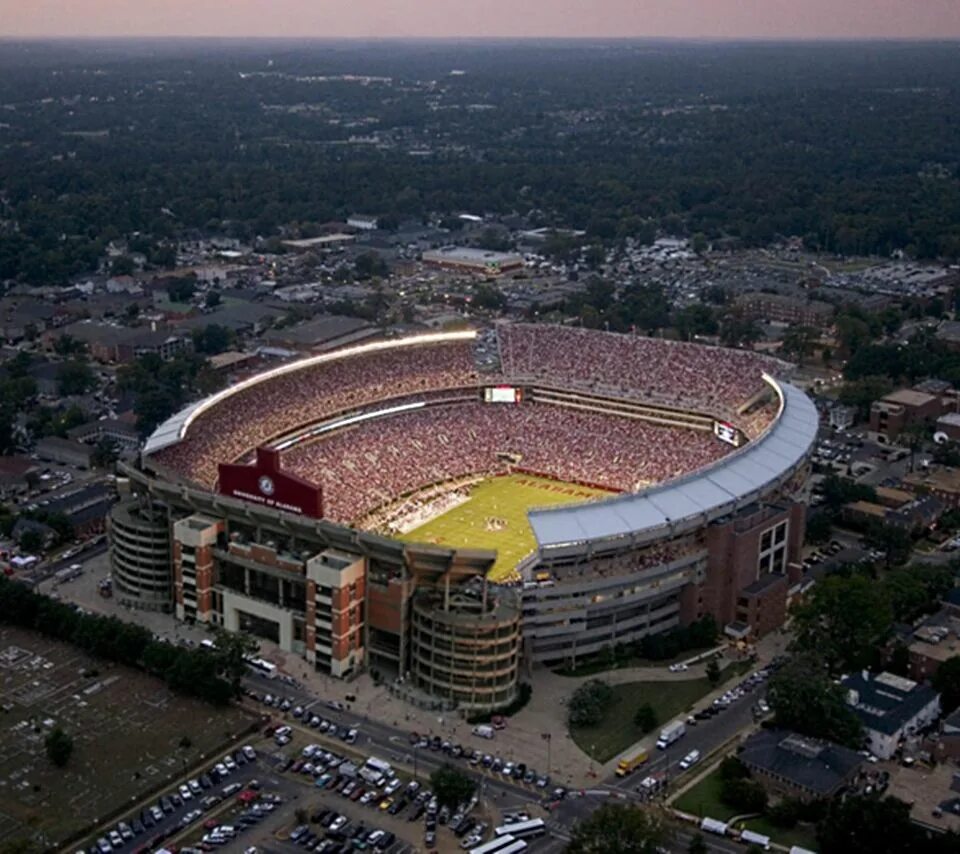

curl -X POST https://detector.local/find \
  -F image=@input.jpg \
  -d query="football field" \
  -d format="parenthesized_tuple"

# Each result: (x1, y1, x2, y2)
(399, 473, 615, 581)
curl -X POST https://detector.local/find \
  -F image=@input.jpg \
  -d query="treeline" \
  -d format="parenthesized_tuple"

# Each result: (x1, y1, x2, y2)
(0, 576, 234, 705)
(1, 42, 960, 285)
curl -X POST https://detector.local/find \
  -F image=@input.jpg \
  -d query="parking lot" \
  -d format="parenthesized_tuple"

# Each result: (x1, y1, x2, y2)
(0, 627, 255, 851)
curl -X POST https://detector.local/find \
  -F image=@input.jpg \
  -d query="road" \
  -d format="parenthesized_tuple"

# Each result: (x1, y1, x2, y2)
(20, 540, 109, 588)
(243, 672, 546, 809)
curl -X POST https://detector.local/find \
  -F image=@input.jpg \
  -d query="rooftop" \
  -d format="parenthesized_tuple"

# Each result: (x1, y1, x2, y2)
(739, 729, 863, 796)
(883, 389, 938, 408)
(842, 671, 940, 735)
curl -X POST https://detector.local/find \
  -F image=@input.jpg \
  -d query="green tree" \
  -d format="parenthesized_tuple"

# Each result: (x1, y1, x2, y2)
(110, 254, 135, 276)
(57, 360, 96, 396)
(205, 289, 222, 309)
(816, 796, 917, 854)
(19, 529, 44, 553)
(429, 764, 475, 810)
(720, 777, 767, 813)
(781, 325, 818, 366)
(91, 438, 120, 469)
(705, 658, 721, 685)
(167, 277, 196, 303)
(45, 726, 73, 767)
(566, 803, 665, 854)
(932, 656, 960, 714)
(210, 628, 259, 695)
(837, 376, 894, 421)
(862, 520, 913, 569)
(805, 513, 833, 545)
(634, 703, 658, 734)
(568, 680, 615, 728)
(792, 574, 892, 672)
(767, 653, 863, 747)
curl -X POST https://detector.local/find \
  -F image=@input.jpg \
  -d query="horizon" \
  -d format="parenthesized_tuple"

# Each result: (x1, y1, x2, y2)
(3, 0, 960, 41)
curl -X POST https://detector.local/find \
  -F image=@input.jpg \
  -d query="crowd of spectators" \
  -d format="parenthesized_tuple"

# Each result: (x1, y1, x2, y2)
(496, 322, 783, 418)
(153, 340, 479, 485)
(281, 401, 730, 523)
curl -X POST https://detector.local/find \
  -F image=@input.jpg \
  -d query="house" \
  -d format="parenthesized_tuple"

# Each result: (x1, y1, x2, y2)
(0, 456, 40, 499)
(51, 321, 192, 364)
(738, 729, 864, 802)
(12, 517, 56, 549)
(841, 671, 941, 759)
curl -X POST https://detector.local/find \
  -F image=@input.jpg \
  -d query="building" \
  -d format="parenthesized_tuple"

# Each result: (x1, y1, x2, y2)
(118, 328, 815, 710)
(262, 315, 378, 353)
(869, 388, 943, 438)
(45, 484, 115, 539)
(50, 321, 192, 364)
(904, 467, 960, 509)
(738, 729, 864, 802)
(0, 456, 39, 499)
(27, 362, 63, 397)
(35, 436, 95, 469)
(936, 412, 960, 442)
(841, 671, 941, 759)
(828, 404, 856, 431)
(907, 605, 960, 681)
(735, 292, 835, 328)
(109, 498, 173, 612)
(67, 419, 141, 452)
(422, 247, 524, 276)
(347, 215, 380, 231)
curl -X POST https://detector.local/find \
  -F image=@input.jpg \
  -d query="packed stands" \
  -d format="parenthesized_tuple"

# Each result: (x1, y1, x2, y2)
(496, 323, 783, 417)
(153, 340, 479, 485)
(281, 402, 730, 523)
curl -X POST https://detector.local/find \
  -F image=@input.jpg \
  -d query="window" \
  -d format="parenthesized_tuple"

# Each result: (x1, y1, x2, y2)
(758, 521, 788, 576)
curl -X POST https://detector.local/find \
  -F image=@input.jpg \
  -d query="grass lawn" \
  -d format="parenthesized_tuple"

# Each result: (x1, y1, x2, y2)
(570, 662, 752, 763)
(675, 769, 819, 851)
(400, 473, 613, 582)
(555, 644, 717, 677)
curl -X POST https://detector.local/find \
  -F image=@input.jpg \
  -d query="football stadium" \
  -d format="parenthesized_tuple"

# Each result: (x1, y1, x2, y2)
(113, 324, 818, 711)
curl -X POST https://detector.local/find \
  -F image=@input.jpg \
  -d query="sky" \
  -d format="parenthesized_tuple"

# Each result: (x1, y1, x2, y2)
(2, 0, 960, 40)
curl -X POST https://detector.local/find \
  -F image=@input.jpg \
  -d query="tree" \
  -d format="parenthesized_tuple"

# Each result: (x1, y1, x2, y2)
(932, 656, 960, 714)
(816, 796, 917, 854)
(805, 513, 833, 545)
(781, 325, 818, 367)
(19, 529, 43, 553)
(720, 311, 759, 348)
(705, 658, 721, 685)
(767, 653, 863, 747)
(210, 628, 259, 695)
(110, 254, 135, 276)
(792, 574, 892, 672)
(193, 323, 233, 355)
(45, 726, 73, 767)
(429, 764, 475, 810)
(720, 777, 767, 813)
(205, 289, 222, 309)
(92, 438, 119, 469)
(568, 680, 615, 728)
(354, 251, 389, 280)
(167, 277, 196, 303)
(634, 704, 658, 734)
(837, 376, 894, 421)
(566, 803, 665, 854)
(57, 360, 96, 396)
(862, 520, 913, 569)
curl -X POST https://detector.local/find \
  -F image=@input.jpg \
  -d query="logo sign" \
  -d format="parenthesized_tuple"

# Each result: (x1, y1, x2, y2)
(258, 475, 275, 496)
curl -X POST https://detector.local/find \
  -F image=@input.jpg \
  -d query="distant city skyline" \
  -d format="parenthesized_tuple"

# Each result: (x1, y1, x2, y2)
(2, 0, 960, 40)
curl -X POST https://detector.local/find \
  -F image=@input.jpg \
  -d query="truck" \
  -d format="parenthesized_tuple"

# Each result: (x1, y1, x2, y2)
(655, 720, 686, 749)
(615, 750, 649, 777)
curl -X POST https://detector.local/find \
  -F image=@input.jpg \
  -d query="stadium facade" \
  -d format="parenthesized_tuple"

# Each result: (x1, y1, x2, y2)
(110, 326, 817, 712)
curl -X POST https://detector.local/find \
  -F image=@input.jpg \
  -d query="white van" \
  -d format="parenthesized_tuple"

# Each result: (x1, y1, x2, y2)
(472, 725, 494, 739)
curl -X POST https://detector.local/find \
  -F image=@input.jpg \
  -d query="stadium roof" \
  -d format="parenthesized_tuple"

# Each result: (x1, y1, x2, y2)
(527, 377, 818, 554)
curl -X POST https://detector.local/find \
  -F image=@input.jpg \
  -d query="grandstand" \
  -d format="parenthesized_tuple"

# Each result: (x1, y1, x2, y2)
(125, 322, 816, 691)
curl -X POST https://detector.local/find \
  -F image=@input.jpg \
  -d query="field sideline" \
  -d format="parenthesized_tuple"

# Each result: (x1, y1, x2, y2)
(399, 473, 615, 581)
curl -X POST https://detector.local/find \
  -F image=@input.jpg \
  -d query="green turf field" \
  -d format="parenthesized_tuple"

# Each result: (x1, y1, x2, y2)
(399, 473, 614, 581)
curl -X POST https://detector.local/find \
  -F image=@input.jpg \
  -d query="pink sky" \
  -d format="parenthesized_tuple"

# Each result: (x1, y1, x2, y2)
(2, 0, 959, 39)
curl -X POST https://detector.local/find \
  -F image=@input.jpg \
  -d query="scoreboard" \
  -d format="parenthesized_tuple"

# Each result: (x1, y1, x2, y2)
(484, 386, 523, 404)
(713, 420, 742, 448)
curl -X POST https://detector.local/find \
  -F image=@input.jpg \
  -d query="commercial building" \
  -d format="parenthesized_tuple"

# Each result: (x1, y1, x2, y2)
(422, 247, 524, 276)
(841, 670, 940, 759)
(35, 436, 95, 469)
(734, 292, 835, 327)
(738, 730, 864, 802)
(869, 388, 943, 438)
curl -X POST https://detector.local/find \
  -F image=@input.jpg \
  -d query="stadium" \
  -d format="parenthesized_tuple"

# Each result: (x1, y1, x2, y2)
(113, 324, 818, 712)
